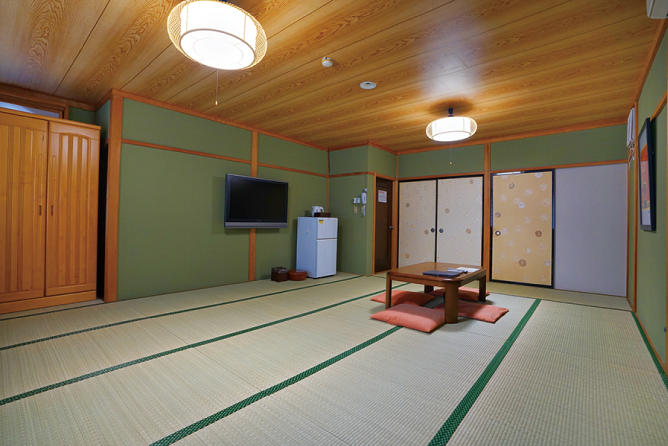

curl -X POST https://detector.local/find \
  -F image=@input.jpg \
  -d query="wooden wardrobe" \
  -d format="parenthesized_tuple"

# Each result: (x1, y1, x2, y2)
(0, 109, 100, 314)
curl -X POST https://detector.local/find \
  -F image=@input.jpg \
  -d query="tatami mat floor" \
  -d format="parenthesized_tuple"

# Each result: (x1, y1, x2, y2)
(1, 273, 665, 445)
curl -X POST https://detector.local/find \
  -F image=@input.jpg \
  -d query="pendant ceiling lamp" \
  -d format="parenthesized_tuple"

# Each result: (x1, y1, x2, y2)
(168, 0, 267, 70)
(426, 108, 477, 142)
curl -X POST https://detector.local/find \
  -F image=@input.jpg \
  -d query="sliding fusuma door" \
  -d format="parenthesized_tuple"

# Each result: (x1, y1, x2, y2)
(491, 171, 553, 286)
(398, 180, 436, 267)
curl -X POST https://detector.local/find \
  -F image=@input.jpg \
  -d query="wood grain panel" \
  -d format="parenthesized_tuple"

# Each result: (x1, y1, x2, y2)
(0, 0, 660, 152)
(45, 122, 99, 296)
(0, 0, 108, 93)
(0, 112, 47, 303)
(55, 0, 182, 102)
(213, 0, 634, 125)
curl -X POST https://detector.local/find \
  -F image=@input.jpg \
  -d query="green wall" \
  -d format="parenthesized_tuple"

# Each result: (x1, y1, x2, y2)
(635, 31, 667, 363)
(329, 145, 397, 177)
(259, 134, 328, 175)
(329, 175, 374, 275)
(399, 144, 485, 178)
(117, 143, 250, 300)
(491, 125, 627, 171)
(116, 100, 329, 299)
(122, 99, 251, 159)
(68, 107, 95, 125)
(94, 101, 110, 142)
(254, 167, 327, 279)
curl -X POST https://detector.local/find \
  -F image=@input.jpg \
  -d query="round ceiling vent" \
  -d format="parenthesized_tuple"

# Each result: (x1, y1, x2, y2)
(360, 81, 376, 90)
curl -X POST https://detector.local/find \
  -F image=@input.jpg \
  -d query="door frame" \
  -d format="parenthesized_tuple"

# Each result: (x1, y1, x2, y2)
(489, 169, 555, 288)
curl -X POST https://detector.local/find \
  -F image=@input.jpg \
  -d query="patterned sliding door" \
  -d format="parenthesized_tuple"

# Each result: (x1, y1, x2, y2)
(398, 180, 436, 267)
(491, 171, 553, 286)
(436, 177, 483, 266)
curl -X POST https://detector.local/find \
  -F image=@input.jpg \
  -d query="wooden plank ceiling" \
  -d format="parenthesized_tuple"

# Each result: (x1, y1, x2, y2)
(0, 0, 661, 152)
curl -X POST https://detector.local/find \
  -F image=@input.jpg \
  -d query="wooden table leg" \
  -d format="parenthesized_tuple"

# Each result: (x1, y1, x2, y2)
(478, 277, 487, 302)
(385, 274, 392, 309)
(443, 282, 458, 324)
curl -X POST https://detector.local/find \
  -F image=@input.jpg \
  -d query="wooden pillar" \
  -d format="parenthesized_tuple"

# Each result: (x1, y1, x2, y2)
(483, 143, 492, 280)
(104, 92, 123, 302)
(249, 132, 258, 281)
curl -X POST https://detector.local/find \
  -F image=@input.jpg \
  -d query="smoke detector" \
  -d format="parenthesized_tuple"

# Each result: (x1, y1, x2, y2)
(360, 81, 376, 90)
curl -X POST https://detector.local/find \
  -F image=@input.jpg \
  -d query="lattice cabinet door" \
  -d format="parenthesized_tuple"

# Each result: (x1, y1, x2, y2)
(0, 112, 48, 303)
(45, 122, 99, 297)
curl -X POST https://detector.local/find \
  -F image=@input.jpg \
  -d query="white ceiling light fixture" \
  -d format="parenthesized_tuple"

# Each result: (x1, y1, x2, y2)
(168, 0, 267, 70)
(321, 57, 333, 67)
(426, 108, 477, 142)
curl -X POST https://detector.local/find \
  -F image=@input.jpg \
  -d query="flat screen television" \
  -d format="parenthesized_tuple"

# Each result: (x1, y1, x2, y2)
(224, 174, 288, 228)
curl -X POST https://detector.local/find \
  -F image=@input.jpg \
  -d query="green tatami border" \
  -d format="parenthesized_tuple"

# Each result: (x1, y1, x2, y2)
(0, 283, 408, 407)
(0, 276, 361, 351)
(632, 312, 668, 392)
(429, 299, 541, 446)
(151, 325, 403, 445)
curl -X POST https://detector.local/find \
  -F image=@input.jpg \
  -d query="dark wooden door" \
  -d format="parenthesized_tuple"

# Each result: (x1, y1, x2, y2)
(374, 178, 393, 272)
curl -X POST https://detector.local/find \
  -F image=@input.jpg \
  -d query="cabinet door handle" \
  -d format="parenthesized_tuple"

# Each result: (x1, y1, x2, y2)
(439, 228, 444, 233)
(39, 205, 42, 216)
(430, 228, 435, 233)
(389, 226, 394, 229)
(51, 205, 54, 216)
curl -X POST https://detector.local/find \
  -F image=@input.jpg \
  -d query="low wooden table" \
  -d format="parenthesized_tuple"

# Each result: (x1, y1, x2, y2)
(386, 262, 487, 324)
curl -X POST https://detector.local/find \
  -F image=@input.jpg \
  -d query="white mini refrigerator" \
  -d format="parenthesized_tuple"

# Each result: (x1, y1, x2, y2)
(296, 217, 338, 278)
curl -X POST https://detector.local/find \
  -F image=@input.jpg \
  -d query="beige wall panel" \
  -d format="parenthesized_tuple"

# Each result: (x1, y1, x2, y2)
(398, 180, 436, 267)
(492, 171, 553, 285)
(436, 177, 483, 266)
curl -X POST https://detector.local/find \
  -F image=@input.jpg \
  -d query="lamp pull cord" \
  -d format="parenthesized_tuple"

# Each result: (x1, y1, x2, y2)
(215, 69, 219, 106)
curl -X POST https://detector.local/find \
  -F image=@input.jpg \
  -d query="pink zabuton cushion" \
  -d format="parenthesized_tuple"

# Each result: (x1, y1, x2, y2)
(433, 300, 508, 323)
(429, 286, 490, 301)
(370, 290, 433, 306)
(371, 304, 445, 333)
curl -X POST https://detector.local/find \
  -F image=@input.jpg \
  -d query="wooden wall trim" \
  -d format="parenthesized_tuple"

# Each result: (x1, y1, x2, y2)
(257, 163, 328, 177)
(633, 97, 639, 313)
(490, 159, 626, 174)
(399, 118, 624, 155)
(111, 89, 327, 151)
(483, 143, 491, 281)
(0, 104, 100, 129)
(368, 141, 396, 154)
(651, 91, 667, 121)
(0, 291, 97, 315)
(376, 173, 396, 181)
(372, 173, 377, 275)
(636, 311, 667, 374)
(399, 171, 485, 181)
(104, 93, 123, 302)
(249, 132, 258, 282)
(329, 171, 376, 178)
(95, 89, 114, 111)
(634, 21, 668, 103)
(391, 180, 398, 269)
(121, 139, 251, 164)
(0, 82, 94, 111)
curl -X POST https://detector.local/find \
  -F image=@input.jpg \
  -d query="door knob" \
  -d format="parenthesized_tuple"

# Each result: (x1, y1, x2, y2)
(430, 228, 435, 233)
(439, 228, 444, 233)
(495, 230, 501, 236)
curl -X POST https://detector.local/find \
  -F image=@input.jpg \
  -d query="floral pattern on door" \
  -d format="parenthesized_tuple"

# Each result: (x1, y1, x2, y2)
(436, 177, 483, 266)
(492, 171, 553, 286)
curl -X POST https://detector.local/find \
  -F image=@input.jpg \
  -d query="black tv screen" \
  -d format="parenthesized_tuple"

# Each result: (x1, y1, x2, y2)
(224, 174, 288, 228)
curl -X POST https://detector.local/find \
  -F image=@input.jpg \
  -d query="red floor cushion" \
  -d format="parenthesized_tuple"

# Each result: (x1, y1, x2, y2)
(433, 300, 508, 323)
(371, 304, 445, 333)
(370, 290, 433, 306)
(429, 286, 490, 301)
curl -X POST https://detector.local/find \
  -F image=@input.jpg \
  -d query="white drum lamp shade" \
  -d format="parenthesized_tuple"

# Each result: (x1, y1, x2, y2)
(426, 109, 477, 142)
(168, 0, 267, 70)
